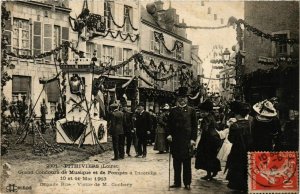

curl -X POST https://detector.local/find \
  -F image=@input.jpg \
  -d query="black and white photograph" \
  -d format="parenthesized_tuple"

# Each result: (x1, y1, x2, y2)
(1, 0, 299, 193)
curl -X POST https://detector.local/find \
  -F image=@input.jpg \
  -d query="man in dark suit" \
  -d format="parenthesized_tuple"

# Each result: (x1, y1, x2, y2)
(109, 103, 125, 160)
(167, 87, 197, 190)
(135, 103, 152, 158)
(122, 105, 136, 157)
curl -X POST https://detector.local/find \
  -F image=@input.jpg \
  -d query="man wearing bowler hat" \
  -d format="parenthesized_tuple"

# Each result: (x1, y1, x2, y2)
(167, 87, 197, 190)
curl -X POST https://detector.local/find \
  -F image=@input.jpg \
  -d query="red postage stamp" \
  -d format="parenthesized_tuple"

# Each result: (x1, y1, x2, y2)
(248, 151, 298, 193)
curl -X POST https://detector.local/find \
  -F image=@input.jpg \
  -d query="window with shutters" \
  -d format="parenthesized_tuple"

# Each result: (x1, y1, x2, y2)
(44, 24, 52, 61)
(13, 18, 31, 55)
(104, 1, 114, 29)
(116, 47, 123, 76)
(123, 49, 133, 76)
(12, 75, 31, 102)
(124, 5, 133, 33)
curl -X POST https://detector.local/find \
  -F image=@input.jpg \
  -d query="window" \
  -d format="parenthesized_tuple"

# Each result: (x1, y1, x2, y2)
(124, 5, 133, 33)
(86, 42, 94, 58)
(12, 76, 31, 102)
(103, 45, 114, 71)
(123, 49, 133, 76)
(272, 31, 290, 57)
(45, 80, 60, 103)
(61, 27, 69, 60)
(150, 31, 155, 51)
(104, 1, 114, 29)
(54, 25, 61, 57)
(44, 23, 52, 61)
(275, 34, 288, 55)
(159, 41, 164, 55)
(173, 74, 180, 91)
(115, 47, 123, 75)
(13, 18, 31, 55)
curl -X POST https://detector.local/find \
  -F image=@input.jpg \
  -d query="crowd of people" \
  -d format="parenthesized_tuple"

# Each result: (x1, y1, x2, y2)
(107, 86, 295, 192)
(107, 102, 169, 160)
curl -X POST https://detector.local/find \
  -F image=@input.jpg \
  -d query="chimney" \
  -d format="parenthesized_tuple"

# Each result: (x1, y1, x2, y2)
(154, 0, 164, 12)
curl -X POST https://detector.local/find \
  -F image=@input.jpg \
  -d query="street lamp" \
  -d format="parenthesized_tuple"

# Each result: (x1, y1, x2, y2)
(222, 48, 231, 63)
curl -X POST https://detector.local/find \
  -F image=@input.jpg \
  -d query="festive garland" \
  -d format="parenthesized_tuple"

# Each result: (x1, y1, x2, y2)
(239, 19, 298, 45)
(90, 30, 139, 42)
(6, 41, 85, 60)
(140, 64, 175, 81)
(174, 23, 229, 29)
(175, 16, 298, 45)
(108, 7, 138, 31)
(154, 31, 184, 53)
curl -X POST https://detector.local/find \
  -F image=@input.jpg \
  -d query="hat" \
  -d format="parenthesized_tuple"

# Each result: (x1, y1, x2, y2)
(175, 87, 188, 97)
(162, 104, 170, 110)
(253, 100, 277, 117)
(110, 103, 119, 108)
(199, 99, 213, 111)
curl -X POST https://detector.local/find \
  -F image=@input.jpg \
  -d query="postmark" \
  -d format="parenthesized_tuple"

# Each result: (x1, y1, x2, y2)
(248, 151, 298, 193)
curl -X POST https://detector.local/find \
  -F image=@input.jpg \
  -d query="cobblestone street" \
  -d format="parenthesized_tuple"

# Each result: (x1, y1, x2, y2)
(31, 144, 236, 194)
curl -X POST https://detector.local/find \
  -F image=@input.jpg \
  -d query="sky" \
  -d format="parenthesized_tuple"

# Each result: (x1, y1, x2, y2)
(145, 0, 245, 79)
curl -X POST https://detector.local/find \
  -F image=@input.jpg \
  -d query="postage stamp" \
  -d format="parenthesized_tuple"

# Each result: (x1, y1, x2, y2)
(248, 151, 298, 193)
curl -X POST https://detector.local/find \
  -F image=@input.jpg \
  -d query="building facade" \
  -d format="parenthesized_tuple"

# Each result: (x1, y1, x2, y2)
(3, 0, 71, 119)
(66, 0, 140, 112)
(243, 1, 299, 111)
(139, 1, 196, 111)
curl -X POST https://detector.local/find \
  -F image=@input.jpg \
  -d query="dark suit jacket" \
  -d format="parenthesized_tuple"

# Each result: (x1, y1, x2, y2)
(109, 110, 124, 136)
(135, 111, 152, 138)
(167, 106, 197, 159)
(123, 110, 133, 134)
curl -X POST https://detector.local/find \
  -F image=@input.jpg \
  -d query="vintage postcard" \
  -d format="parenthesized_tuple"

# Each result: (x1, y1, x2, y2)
(1, 0, 299, 194)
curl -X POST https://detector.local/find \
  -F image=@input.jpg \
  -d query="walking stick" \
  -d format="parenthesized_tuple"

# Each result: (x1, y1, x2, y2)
(168, 146, 171, 191)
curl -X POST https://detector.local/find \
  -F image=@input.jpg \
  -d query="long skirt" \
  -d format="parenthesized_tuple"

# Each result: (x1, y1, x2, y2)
(154, 133, 167, 152)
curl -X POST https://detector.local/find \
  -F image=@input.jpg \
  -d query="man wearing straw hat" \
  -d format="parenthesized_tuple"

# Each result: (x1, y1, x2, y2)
(167, 87, 197, 190)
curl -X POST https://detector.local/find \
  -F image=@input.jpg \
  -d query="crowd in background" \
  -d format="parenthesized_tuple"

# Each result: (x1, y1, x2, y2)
(106, 93, 299, 192)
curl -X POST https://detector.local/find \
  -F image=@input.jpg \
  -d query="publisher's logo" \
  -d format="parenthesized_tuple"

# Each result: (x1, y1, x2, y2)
(6, 184, 18, 192)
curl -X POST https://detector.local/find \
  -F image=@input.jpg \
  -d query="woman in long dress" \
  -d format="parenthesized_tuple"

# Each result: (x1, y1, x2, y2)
(226, 101, 253, 192)
(195, 99, 221, 181)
